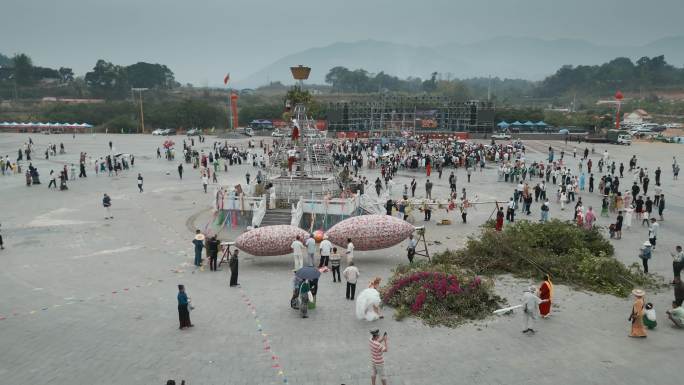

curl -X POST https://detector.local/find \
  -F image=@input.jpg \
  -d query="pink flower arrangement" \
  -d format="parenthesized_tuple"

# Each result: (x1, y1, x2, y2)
(411, 290, 427, 313)
(383, 271, 481, 313)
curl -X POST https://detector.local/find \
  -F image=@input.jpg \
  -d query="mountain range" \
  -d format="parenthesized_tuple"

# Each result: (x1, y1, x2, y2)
(234, 36, 684, 88)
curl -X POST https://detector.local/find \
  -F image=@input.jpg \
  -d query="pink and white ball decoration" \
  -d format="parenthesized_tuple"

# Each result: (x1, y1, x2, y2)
(325, 215, 414, 251)
(235, 225, 310, 256)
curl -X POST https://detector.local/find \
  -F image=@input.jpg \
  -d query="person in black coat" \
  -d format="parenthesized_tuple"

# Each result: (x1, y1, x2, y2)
(207, 235, 220, 271)
(229, 249, 240, 287)
(615, 211, 624, 239)
(385, 199, 394, 216)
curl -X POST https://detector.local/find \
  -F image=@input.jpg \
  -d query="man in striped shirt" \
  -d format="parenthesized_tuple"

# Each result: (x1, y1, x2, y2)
(369, 329, 389, 385)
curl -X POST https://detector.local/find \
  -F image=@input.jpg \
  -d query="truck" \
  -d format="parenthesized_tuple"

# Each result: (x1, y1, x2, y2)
(606, 129, 631, 145)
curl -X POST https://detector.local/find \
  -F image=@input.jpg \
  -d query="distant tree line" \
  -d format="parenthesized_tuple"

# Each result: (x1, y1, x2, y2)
(536, 55, 684, 96)
(0, 53, 178, 99)
(324, 66, 532, 101)
(0, 53, 74, 87)
(325, 56, 684, 100)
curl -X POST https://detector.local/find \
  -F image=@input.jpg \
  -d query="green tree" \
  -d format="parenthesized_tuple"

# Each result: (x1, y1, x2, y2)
(85, 59, 129, 99)
(286, 86, 313, 105)
(12, 53, 34, 85)
(325, 66, 352, 92)
(0, 53, 12, 67)
(125, 62, 176, 89)
(58, 67, 75, 83)
(422, 72, 438, 93)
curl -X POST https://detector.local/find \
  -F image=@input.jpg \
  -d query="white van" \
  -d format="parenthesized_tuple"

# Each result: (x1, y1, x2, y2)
(617, 134, 631, 145)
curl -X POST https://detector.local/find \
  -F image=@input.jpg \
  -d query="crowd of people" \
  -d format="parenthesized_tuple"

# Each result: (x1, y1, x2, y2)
(6, 131, 683, 385)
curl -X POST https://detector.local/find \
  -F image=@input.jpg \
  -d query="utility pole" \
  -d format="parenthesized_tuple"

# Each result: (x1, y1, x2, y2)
(487, 75, 492, 102)
(131, 88, 148, 134)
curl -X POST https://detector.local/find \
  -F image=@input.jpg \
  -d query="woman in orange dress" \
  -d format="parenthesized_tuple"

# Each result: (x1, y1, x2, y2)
(629, 289, 647, 338)
(538, 274, 553, 318)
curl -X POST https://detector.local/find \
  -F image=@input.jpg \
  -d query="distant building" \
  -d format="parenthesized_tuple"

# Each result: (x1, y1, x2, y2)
(623, 109, 651, 125)
(40, 97, 105, 104)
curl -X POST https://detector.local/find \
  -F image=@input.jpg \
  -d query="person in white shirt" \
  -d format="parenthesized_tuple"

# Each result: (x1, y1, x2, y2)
(342, 261, 360, 300)
(516, 182, 524, 202)
(387, 178, 394, 197)
(346, 238, 355, 264)
(648, 218, 659, 250)
(305, 236, 316, 267)
(318, 236, 333, 268)
(290, 235, 305, 270)
(202, 174, 209, 193)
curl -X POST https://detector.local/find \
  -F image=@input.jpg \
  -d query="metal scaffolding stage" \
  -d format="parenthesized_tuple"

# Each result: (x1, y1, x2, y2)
(324, 95, 495, 135)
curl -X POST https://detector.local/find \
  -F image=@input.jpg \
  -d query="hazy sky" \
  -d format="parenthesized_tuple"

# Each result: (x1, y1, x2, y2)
(2, 0, 683, 85)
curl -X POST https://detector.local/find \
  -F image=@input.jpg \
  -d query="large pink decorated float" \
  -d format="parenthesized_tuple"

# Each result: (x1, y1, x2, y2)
(235, 225, 310, 256)
(325, 215, 414, 251)
(235, 215, 414, 256)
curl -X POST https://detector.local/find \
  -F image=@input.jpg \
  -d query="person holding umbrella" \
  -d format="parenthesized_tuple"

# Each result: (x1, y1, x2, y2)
(295, 265, 321, 316)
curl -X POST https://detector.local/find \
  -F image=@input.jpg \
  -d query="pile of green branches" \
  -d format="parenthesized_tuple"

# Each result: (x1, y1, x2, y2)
(438, 219, 661, 297)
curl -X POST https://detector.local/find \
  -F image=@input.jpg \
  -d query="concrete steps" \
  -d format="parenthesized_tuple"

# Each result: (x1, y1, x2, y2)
(260, 209, 292, 226)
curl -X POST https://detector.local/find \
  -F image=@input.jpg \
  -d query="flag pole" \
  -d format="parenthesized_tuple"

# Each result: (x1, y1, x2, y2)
(224, 73, 232, 130)
(229, 91, 233, 130)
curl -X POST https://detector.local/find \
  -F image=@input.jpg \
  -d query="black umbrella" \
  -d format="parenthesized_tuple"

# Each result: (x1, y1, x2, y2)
(296, 266, 321, 281)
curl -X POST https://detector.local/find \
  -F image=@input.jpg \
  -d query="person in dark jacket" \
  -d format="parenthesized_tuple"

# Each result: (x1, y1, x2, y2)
(103, 193, 112, 219)
(192, 230, 205, 267)
(385, 199, 394, 216)
(207, 235, 220, 271)
(229, 249, 240, 287)
(658, 194, 666, 220)
(177, 284, 193, 329)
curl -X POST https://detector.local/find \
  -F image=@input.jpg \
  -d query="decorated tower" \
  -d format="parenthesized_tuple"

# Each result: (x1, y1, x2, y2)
(267, 65, 340, 205)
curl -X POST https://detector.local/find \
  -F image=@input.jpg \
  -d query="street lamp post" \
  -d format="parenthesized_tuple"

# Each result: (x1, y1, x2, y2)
(132, 88, 148, 134)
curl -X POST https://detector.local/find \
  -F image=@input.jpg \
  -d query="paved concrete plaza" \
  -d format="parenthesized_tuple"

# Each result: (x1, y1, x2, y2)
(0, 133, 682, 385)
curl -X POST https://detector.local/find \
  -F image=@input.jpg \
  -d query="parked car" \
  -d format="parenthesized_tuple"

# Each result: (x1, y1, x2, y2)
(271, 129, 285, 137)
(629, 127, 652, 135)
(162, 128, 177, 136)
(186, 128, 200, 136)
(491, 133, 511, 140)
(152, 128, 165, 136)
